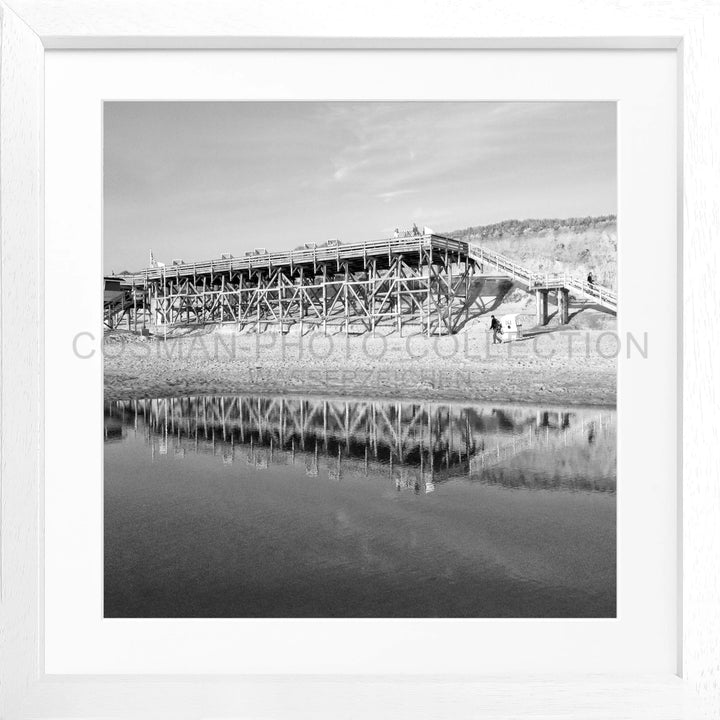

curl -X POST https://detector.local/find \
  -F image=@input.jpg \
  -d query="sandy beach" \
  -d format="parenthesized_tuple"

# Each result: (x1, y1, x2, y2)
(104, 325, 617, 406)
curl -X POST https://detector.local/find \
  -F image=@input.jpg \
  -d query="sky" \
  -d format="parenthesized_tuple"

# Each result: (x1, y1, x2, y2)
(103, 101, 616, 273)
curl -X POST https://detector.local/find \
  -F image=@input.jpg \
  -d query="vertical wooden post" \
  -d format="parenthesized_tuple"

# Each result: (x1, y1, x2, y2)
(371, 259, 377, 337)
(437, 263, 442, 336)
(344, 262, 350, 335)
(141, 281, 147, 331)
(256, 272, 262, 332)
(299, 266, 305, 336)
(237, 273, 243, 331)
(192, 266, 197, 324)
(278, 270, 283, 333)
(162, 279, 168, 327)
(149, 283, 155, 330)
(465, 251, 470, 327)
(322, 264, 328, 336)
(447, 254, 453, 331)
(210, 261, 214, 313)
(395, 256, 402, 337)
(557, 288, 563, 325)
(426, 248, 432, 337)
(220, 274, 225, 324)
(535, 289, 549, 326)
(558, 288, 570, 324)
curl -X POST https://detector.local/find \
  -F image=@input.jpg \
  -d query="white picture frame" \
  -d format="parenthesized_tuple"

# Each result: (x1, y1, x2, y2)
(1, 1, 718, 717)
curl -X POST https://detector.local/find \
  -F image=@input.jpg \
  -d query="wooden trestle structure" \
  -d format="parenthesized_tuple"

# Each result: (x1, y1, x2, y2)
(107, 234, 498, 336)
(104, 233, 617, 334)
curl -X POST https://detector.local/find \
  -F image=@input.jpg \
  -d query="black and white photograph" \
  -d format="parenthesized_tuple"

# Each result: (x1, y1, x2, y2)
(103, 101, 618, 619)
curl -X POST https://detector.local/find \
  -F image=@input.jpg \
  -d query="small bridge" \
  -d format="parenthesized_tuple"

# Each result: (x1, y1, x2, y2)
(467, 244, 617, 324)
(105, 233, 616, 333)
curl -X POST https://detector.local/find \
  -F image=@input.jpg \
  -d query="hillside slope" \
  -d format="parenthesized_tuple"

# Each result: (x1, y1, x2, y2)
(446, 215, 617, 329)
(447, 215, 617, 290)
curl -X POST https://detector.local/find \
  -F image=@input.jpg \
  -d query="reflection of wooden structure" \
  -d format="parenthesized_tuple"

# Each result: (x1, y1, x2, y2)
(103, 233, 617, 334)
(105, 395, 615, 493)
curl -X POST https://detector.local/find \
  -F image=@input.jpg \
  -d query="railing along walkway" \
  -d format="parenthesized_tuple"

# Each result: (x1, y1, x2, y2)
(122, 234, 465, 284)
(467, 243, 617, 312)
(109, 233, 617, 314)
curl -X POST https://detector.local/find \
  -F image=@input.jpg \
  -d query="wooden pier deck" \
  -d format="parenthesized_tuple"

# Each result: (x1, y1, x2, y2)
(105, 232, 617, 333)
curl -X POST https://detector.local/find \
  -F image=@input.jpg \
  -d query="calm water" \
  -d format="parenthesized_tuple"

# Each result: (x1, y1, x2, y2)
(104, 395, 616, 618)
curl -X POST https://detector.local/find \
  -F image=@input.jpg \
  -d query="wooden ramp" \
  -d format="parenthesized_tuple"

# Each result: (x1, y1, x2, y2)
(467, 243, 617, 324)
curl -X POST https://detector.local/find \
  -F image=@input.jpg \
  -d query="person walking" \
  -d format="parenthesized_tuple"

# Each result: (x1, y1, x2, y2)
(490, 315, 502, 344)
(587, 271, 594, 285)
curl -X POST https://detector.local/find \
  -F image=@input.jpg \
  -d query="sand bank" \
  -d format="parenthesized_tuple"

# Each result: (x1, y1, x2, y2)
(104, 325, 618, 407)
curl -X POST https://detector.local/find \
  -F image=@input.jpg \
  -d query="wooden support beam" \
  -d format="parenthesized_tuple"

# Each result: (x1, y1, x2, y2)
(256, 271, 262, 332)
(132, 283, 137, 333)
(240, 273, 243, 332)
(344, 262, 350, 335)
(322, 264, 328, 336)
(299, 266, 305, 336)
(426, 248, 432, 337)
(220, 274, 225, 324)
(536, 289, 549, 326)
(396, 256, 402, 337)
(278, 270, 283, 333)
(558, 288, 570, 325)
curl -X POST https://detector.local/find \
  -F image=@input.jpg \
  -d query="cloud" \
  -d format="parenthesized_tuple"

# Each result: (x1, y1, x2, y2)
(332, 155, 377, 182)
(104, 101, 616, 272)
(376, 189, 418, 202)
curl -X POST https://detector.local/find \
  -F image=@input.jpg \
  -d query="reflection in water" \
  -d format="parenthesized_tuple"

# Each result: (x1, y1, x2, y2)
(104, 395, 616, 618)
(105, 396, 615, 493)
